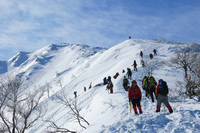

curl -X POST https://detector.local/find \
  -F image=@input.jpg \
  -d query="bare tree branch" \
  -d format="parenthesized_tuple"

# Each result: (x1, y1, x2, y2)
(0, 75, 47, 133)
(56, 92, 90, 129)
(46, 120, 76, 133)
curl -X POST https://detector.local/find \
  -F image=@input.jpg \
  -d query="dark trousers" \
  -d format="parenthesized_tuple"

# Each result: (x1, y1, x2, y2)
(123, 83, 128, 91)
(128, 74, 131, 79)
(131, 99, 141, 107)
(107, 84, 113, 93)
(145, 87, 149, 97)
(134, 65, 137, 71)
(149, 87, 155, 102)
(130, 98, 142, 114)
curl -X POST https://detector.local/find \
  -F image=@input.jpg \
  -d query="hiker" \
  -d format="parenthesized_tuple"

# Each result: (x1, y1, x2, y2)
(123, 76, 129, 91)
(129, 36, 131, 39)
(155, 79, 173, 113)
(84, 86, 86, 92)
(106, 76, 113, 93)
(128, 80, 143, 114)
(122, 69, 125, 73)
(142, 76, 149, 98)
(153, 49, 157, 55)
(113, 72, 119, 79)
(140, 51, 143, 58)
(74, 91, 77, 98)
(103, 77, 107, 85)
(127, 68, 132, 79)
(132, 60, 137, 71)
(141, 59, 145, 67)
(149, 53, 153, 59)
(148, 76, 157, 102)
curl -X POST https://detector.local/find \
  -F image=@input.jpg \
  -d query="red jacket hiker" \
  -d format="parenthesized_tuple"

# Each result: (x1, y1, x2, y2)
(128, 85, 142, 99)
(128, 80, 142, 114)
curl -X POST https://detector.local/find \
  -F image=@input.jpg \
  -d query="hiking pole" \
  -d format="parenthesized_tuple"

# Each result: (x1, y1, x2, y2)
(129, 102, 133, 112)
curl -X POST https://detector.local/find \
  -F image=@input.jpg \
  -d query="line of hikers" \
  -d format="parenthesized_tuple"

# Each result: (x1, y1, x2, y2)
(124, 75, 173, 114)
(140, 49, 157, 60)
(82, 48, 158, 95)
(79, 47, 173, 115)
(103, 66, 135, 94)
(103, 68, 173, 114)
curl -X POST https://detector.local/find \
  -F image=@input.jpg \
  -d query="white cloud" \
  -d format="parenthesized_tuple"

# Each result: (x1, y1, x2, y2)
(0, 0, 200, 60)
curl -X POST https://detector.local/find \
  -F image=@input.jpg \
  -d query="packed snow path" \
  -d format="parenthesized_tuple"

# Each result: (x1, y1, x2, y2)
(93, 68, 200, 133)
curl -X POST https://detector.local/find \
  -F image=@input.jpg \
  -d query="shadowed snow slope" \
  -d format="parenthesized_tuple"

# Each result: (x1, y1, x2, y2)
(1, 39, 200, 133)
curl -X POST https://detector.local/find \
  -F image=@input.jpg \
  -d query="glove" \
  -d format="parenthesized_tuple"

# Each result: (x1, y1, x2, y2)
(156, 96, 158, 100)
(142, 85, 145, 90)
(129, 99, 131, 103)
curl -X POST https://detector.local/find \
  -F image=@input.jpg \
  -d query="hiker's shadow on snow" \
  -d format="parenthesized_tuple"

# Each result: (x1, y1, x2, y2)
(168, 97, 199, 103)
(56, 68, 72, 77)
(159, 54, 167, 57)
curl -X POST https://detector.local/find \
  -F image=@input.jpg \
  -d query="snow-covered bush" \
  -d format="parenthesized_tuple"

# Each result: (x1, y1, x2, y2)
(169, 44, 200, 99)
(152, 37, 166, 43)
(143, 58, 163, 76)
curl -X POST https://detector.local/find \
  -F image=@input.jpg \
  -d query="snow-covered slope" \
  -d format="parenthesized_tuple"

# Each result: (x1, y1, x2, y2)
(1, 39, 200, 133)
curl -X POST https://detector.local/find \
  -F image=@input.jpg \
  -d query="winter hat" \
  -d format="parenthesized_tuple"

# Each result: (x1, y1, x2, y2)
(132, 80, 137, 85)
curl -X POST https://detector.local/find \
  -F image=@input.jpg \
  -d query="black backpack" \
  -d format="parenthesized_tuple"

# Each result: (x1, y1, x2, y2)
(159, 80, 168, 95)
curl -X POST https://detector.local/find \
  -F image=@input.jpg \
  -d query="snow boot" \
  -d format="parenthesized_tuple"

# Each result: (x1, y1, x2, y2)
(156, 106, 160, 112)
(110, 88, 113, 93)
(145, 92, 149, 98)
(167, 105, 173, 113)
(151, 98, 154, 103)
(138, 106, 143, 114)
(133, 106, 138, 114)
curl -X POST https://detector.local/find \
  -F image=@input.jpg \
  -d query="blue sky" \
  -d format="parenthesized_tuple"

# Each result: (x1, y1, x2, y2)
(0, 0, 200, 60)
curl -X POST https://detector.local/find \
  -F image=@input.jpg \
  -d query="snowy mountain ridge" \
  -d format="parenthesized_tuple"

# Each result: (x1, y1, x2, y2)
(1, 43, 107, 79)
(0, 39, 200, 133)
